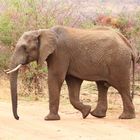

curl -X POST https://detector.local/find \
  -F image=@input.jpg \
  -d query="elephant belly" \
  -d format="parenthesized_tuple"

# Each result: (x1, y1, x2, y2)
(67, 63, 109, 81)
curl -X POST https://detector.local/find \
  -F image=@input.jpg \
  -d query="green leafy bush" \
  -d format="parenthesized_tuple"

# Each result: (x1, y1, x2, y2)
(0, 15, 13, 45)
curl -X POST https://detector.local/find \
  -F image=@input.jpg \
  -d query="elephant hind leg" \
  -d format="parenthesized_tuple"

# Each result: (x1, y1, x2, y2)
(91, 81, 109, 118)
(110, 74, 135, 119)
(66, 76, 91, 119)
(117, 84, 135, 119)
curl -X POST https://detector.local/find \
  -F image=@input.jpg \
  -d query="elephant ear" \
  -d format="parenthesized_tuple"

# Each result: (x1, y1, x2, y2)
(37, 29, 58, 67)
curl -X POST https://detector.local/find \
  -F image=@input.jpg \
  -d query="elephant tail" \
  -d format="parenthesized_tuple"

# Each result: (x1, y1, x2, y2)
(131, 53, 136, 99)
(116, 31, 133, 50)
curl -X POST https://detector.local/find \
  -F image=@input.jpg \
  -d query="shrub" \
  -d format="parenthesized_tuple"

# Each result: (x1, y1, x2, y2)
(80, 20, 95, 29)
(19, 62, 48, 100)
(0, 15, 14, 45)
(0, 52, 10, 71)
(0, 46, 11, 72)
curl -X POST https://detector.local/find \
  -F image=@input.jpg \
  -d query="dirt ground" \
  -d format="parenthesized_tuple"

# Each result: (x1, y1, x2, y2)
(0, 77, 140, 140)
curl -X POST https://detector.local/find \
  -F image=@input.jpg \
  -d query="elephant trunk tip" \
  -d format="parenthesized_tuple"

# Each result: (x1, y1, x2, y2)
(14, 114, 19, 120)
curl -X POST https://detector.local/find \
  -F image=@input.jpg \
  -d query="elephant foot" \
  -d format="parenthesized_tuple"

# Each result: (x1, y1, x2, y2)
(119, 112, 135, 119)
(81, 105, 91, 119)
(44, 113, 60, 121)
(90, 108, 106, 118)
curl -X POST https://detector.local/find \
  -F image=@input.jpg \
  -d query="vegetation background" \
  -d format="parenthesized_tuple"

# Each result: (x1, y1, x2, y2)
(0, 0, 140, 100)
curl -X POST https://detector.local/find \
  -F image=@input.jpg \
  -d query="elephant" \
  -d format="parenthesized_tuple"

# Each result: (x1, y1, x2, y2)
(7, 25, 137, 120)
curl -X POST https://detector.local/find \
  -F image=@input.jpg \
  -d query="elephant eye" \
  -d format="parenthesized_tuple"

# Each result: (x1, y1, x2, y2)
(21, 45, 27, 52)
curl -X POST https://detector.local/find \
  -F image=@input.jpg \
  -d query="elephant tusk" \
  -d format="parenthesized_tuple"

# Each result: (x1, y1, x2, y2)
(4, 69, 11, 72)
(6, 64, 22, 74)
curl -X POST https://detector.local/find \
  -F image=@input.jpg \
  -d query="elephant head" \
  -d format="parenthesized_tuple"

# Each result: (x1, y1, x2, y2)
(7, 29, 58, 120)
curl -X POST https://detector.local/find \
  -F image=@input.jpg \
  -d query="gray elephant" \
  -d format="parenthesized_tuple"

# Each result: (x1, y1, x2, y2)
(7, 26, 137, 120)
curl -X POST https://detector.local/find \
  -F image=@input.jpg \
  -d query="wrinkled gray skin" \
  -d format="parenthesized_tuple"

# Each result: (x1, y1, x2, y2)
(9, 26, 137, 120)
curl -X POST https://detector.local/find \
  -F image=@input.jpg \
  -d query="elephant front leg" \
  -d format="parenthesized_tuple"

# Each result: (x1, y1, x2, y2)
(66, 76, 91, 119)
(91, 81, 109, 118)
(45, 74, 64, 121)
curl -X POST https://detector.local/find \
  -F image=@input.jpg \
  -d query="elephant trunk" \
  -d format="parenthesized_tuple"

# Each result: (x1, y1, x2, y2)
(10, 69, 19, 120)
(9, 53, 22, 120)
(8, 47, 27, 120)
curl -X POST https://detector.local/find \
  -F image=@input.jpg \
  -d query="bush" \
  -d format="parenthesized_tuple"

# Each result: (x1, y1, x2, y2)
(19, 62, 48, 100)
(0, 15, 14, 45)
(0, 46, 11, 72)
(0, 52, 10, 71)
